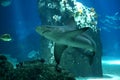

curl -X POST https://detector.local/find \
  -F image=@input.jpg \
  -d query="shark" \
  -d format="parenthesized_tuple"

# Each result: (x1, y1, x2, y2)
(36, 20, 96, 66)
(36, 26, 96, 52)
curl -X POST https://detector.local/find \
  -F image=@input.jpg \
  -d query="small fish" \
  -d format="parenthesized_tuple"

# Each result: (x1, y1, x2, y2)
(0, 0, 12, 7)
(0, 34, 12, 41)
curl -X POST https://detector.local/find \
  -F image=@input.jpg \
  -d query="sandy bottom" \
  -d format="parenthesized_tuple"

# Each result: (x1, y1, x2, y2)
(76, 56, 120, 80)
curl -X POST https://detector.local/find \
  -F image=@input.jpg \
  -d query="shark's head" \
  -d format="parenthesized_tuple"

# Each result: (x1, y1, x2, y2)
(36, 25, 96, 56)
(36, 26, 52, 35)
(36, 25, 66, 37)
(36, 17, 77, 36)
(36, 26, 66, 42)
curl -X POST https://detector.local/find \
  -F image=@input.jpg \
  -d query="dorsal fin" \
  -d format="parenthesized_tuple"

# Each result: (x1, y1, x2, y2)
(65, 17, 76, 27)
(65, 27, 90, 37)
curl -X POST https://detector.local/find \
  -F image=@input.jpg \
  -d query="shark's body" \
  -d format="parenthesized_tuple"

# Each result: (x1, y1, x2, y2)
(36, 26, 96, 53)
(36, 24, 96, 65)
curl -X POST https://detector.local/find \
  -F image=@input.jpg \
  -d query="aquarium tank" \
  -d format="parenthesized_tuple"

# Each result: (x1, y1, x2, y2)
(0, 0, 120, 80)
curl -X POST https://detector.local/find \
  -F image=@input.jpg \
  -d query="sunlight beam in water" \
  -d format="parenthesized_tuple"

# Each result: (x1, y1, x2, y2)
(12, 0, 28, 40)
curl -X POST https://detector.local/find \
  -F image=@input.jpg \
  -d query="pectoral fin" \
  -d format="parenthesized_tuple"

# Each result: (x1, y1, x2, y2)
(54, 43, 67, 65)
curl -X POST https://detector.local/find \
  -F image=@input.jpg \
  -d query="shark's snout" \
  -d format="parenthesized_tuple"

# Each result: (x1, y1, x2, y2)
(36, 26, 52, 35)
(36, 27, 44, 35)
(36, 26, 41, 32)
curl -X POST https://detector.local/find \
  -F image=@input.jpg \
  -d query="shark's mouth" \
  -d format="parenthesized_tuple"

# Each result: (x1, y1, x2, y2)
(42, 30, 50, 34)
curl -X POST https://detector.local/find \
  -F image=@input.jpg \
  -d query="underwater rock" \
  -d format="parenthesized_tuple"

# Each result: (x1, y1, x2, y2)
(37, 0, 97, 30)
(0, 54, 7, 61)
(36, 25, 103, 77)
(0, 54, 14, 80)
(37, 0, 103, 77)
(3, 54, 18, 68)
(0, 55, 75, 80)
(60, 47, 93, 77)
(59, 28, 103, 77)
(37, 0, 98, 64)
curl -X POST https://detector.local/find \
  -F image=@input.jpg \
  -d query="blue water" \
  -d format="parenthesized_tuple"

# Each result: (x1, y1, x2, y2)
(0, 0, 120, 79)
(0, 0, 120, 64)
(0, 0, 41, 61)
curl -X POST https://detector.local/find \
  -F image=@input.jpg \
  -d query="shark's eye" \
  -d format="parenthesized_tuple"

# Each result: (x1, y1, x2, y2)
(47, 27, 52, 28)
(45, 25, 51, 28)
